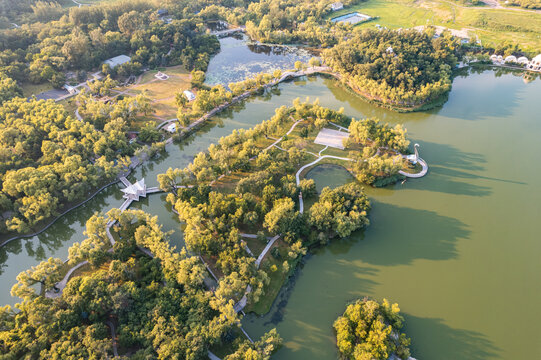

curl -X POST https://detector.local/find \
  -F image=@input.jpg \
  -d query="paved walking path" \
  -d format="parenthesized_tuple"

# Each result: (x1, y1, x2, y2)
(399, 157, 428, 178)
(255, 235, 281, 268)
(45, 260, 88, 298)
(106, 320, 119, 357)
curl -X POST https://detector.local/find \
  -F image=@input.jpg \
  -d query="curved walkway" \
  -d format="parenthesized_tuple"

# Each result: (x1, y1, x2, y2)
(399, 157, 429, 178)
(255, 235, 280, 268)
(45, 260, 88, 298)
(295, 155, 353, 186)
(0, 177, 122, 248)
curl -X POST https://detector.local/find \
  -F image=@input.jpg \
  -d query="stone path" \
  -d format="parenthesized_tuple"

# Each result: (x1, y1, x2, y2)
(208, 350, 222, 360)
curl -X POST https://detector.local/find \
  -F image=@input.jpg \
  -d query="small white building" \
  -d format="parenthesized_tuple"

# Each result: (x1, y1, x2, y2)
(386, 46, 394, 54)
(527, 54, 541, 71)
(121, 179, 147, 201)
(103, 55, 131, 69)
(63, 84, 77, 95)
(165, 123, 177, 133)
(183, 90, 196, 101)
(330, 2, 343, 11)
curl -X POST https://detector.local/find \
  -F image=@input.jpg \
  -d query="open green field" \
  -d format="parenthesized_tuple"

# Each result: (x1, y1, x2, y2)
(21, 82, 54, 98)
(116, 65, 192, 123)
(328, 0, 541, 52)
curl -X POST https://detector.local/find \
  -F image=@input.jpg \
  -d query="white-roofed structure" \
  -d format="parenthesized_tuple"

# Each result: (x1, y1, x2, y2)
(104, 55, 131, 69)
(330, 2, 344, 11)
(121, 178, 147, 201)
(183, 90, 196, 101)
(504, 55, 517, 63)
(165, 122, 177, 133)
(517, 56, 529, 64)
(314, 128, 349, 149)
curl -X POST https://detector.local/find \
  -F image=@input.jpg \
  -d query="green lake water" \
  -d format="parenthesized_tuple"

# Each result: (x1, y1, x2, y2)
(0, 48, 539, 359)
(242, 72, 541, 360)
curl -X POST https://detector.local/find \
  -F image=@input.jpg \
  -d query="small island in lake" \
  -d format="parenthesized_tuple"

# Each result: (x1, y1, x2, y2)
(334, 298, 413, 360)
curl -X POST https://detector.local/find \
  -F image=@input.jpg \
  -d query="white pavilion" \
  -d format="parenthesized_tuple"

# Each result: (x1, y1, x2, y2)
(121, 178, 147, 201)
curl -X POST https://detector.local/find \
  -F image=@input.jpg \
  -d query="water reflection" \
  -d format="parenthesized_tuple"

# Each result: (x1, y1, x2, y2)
(405, 315, 500, 360)
(205, 34, 313, 86)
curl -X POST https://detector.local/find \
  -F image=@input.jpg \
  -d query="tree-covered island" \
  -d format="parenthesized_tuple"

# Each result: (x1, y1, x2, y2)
(334, 298, 412, 360)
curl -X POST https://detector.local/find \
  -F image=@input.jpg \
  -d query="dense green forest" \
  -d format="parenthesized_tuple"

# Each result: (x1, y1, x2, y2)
(0, 0, 219, 88)
(0, 209, 282, 359)
(0, 98, 133, 234)
(323, 29, 462, 107)
(334, 298, 411, 360)
(507, 0, 541, 9)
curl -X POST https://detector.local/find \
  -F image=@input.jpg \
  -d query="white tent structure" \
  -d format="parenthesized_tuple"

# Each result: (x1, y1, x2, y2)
(517, 56, 529, 64)
(504, 55, 517, 63)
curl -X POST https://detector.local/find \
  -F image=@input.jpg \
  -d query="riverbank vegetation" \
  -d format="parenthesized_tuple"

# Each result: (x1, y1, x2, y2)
(506, 0, 541, 9)
(175, 70, 282, 128)
(0, 98, 134, 234)
(334, 298, 412, 360)
(158, 100, 412, 314)
(323, 29, 461, 108)
(1, 209, 281, 358)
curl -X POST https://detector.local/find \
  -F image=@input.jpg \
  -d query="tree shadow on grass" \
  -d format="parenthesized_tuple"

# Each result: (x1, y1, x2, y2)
(405, 314, 501, 360)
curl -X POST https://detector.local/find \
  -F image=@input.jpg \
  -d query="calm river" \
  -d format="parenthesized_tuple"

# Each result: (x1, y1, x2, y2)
(0, 38, 539, 359)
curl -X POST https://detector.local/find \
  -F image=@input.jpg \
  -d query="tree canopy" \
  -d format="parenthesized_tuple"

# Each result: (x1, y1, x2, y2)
(323, 29, 461, 107)
(334, 298, 412, 360)
(0, 209, 281, 359)
(0, 98, 132, 233)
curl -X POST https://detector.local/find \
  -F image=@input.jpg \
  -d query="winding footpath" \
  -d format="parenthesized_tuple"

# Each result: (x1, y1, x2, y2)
(106, 320, 119, 358)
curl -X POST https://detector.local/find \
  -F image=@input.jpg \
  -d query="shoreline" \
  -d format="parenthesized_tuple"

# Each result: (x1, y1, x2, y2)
(0, 68, 433, 247)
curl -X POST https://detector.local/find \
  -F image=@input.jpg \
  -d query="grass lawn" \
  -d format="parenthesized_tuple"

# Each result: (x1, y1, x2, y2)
(21, 82, 54, 98)
(327, 0, 541, 52)
(244, 238, 299, 315)
(118, 65, 192, 122)
(243, 236, 268, 257)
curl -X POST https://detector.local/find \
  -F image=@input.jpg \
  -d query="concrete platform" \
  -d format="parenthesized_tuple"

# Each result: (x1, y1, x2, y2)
(314, 128, 349, 149)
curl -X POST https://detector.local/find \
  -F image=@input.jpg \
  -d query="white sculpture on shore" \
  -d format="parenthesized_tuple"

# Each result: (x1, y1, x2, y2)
(406, 143, 420, 164)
